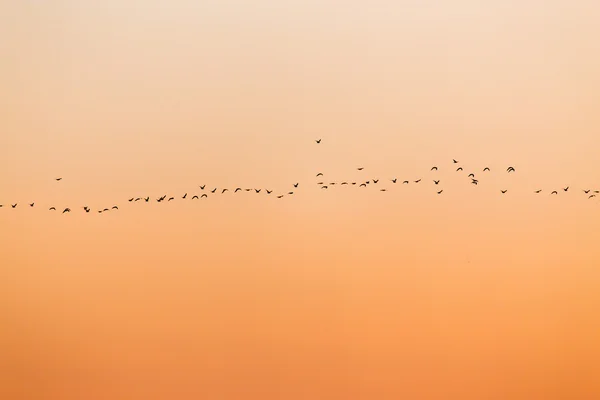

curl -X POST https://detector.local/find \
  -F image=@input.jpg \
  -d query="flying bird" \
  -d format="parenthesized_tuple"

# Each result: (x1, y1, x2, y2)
(434, 180, 440, 185)
(277, 195, 284, 198)
(471, 180, 478, 185)
(29, 203, 34, 207)
(11, 204, 17, 208)
(63, 208, 71, 213)
(316, 173, 323, 177)
(360, 183, 367, 187)
(551, 191, 558, 195)
(453, 159, 459, 164)
(563, 187, 569, 192)
(192, 195, 199, 200)
(373, 179, 379, 184)
(329, 182, 336, 185)
(182, 193, 187, 199)
(507, 167, 515, 173)
(414, 179, 421, 183)
(589, 195, 596, 199)
(584, 190, 591, 194)
(321, 186, 328, 189)
(49, 207, 56, 211)
(55, 178, 62, 181)
(456, 167, 463, 171)
(266, 190, 272, 194)
(201, 194, 208, 198)
(288, 192, 294, 195)
(403, 181, 409, 184)
(501, 190, 507, 194)
(468, 174, 475, 178)
(211, 188, 217, 193)
(293, 183, 299, 188)
(437, 190, 443, 194)
(535, 190, 542, 193)
(135, 198, 141, 202)
(431, 167, 438, 171)
(144, 197, 150, 202)
(103, 208, 109, 212)
(255, 189, 261, 193)
(112, 206, 118, 210)
(391, 179, 397, 183)
(245, 189, 252, 192)
(317, 182, 324, 185)
(315, 139, 321, 144)
(483, 167, 490, 172)
(129, 198, 134, 202)
(341, 182, 348, 185)
(380, 189, 387, 192)
(199, 185, 206, 190)
(222, 189, 228, 194)
(235, 188, 242, 193)
(168, 197, 174, 201)
(357, 167, 364, 171)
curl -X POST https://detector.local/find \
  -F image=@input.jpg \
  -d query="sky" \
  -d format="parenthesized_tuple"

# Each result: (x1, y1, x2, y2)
(1, 1, 600, 399)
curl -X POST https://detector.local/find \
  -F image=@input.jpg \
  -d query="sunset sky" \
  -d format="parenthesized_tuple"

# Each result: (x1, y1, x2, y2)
(1, 1, 600, 399)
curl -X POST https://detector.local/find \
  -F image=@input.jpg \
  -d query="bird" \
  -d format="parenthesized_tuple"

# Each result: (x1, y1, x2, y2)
(365, 181, 370, 185)
(103, 208, 109, 212)
(277, 195, 284, 198)
(293, 183, 299, 188)
(414, 179, 421, 183)
(55, 178, 62, 181)
(49, 207, 56, 211)
(437, 190, 443, 194)
(29, 203, 34, 207)
(84, 208, 90, 213)
(199, 185, 206, 190)
(380, 189, 387, 192)
(501, 190, 507, 194)
(391, 178, 397, 183)
(431, 167, 438, 171)
(589, 195, 596, 199)
(321, 186, 328, 189)
(434, 180, 440, 185)
(11, 204, 17, 208)
(317, 182, 324, 185)
(551, 191, 558, 195)
(483, 167, 490, 172)
(255, 189, 261, 193)
(63, 208, 71, 213)
(357, 167, 364, 171)
(266, 190, 272, 194)
(584, 190, 591, 194)
(468, 173, 475, 178)
(373, 179, 379, 184)
(563, 187, 569, 192)
(288, 192, 294, 195)
(245, 189, 252, 192)
(403, 181, 409, 184)
(315, 139, 322, 144)
(211, 188, 217, 193)
(98, 210, 102, 214)
(201, 194, 208, 198)
(192, 195, 199, 200)
(507, 167, 515, 173)
(316, 173, 323, 177)
(112, 206, 118, 210)
(221, 189, 228, 194)
(535, 190, 542, 193)
(341, 182, 349, 185)
(168, 197, 174, 201)
(360, 183, 367, 187)
(144, 197, 150, 202)
(453, 159, 459, 163)
(128, 198, 134, 202)
(471, 180, 478, 185)
(351, 182, 357, 185)
(456, 167, 463, 171)
(135, 198, 141, 202)
(182, 193, 187, 199)
(235, 188, 242, 193)
(329, 182, 336, 185)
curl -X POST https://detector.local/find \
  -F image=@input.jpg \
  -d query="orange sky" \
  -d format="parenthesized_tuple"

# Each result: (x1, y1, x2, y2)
(1, 1, 600, 399)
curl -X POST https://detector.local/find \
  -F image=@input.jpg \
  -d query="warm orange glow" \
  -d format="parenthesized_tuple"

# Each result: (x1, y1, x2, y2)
(1, 1, 600, 399)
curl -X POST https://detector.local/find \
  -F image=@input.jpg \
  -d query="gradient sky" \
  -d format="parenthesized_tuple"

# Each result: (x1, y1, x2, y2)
(1, 1, 600, 399)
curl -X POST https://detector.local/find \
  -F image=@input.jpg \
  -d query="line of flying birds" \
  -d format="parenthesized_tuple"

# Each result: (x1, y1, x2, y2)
(1, 145, 599, 214)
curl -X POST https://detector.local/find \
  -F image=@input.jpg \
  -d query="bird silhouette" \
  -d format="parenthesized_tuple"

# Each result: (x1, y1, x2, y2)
(199, 185, 206, 190)
(103, 208, 109, 212)
(29, 203, 34, 207)
(403, 181, 409, 184)
(317, 182, 324, 185)
(128, 198, 134, 202)
(471, 180, 478, 185)
(437, 190, 443, 194)
(373, 179, 379, 184)
(329, 182, 336, 185)
(551, 191, 558, 195)
(507, 167, 515, 173)
(365, 181, 370, 184)
(341, 182, 348, 185)
(11, 204, 17, 208)
(414, 179, 421, 183)
(211, 188, 217, 193)
(98, 210, 102, 214)
(235, 188, 242, 193)
(222, 189, 228, 194)
(168, 197, 174, 201)
(483, 167, 490, 172)
(357, 167, 364, 171)
(352, 182, 357, 185)
(201, 194, 208, 198)
(563, 187, 569, 192)
(192, 195, 199, 200)
(112, 206, 118, 210)
(49, 207, 56, 211)
(431, 167, 438, 171)
(277, 195, 284, 198)
(453, 159, 459, 163)
(589, 195, 596, 199)
(135, 198, 141, 202)
(380, 189, 387, 192)
(316, 173, 323, 177)
(584, 190, 591, 194)
(182, 193, 187, 199)
(501, 190, 507, 194)
(55, 178, 62, 181)
(293, 183, 299, 188)
(321, 186, 328, 189)
(315, 139, 322, 144)
(63, 208, 71, 213)
(468, 174, 475, 178)
(266, 190, 272, 194)
(360, 183, 367, 187)
(144, 197, 150, 202)
(456, 167, 463, 171)
(288, 192, 294, 195)
(391, 178, 397, 183)
(535, 190, 542, 193)
(244, 188, 252, 192)
(434, 180, 440, 185)
(255, 189, 261, 193)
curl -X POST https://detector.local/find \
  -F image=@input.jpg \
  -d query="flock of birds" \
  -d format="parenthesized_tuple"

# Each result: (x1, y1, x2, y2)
(1, 140, 599, 214)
